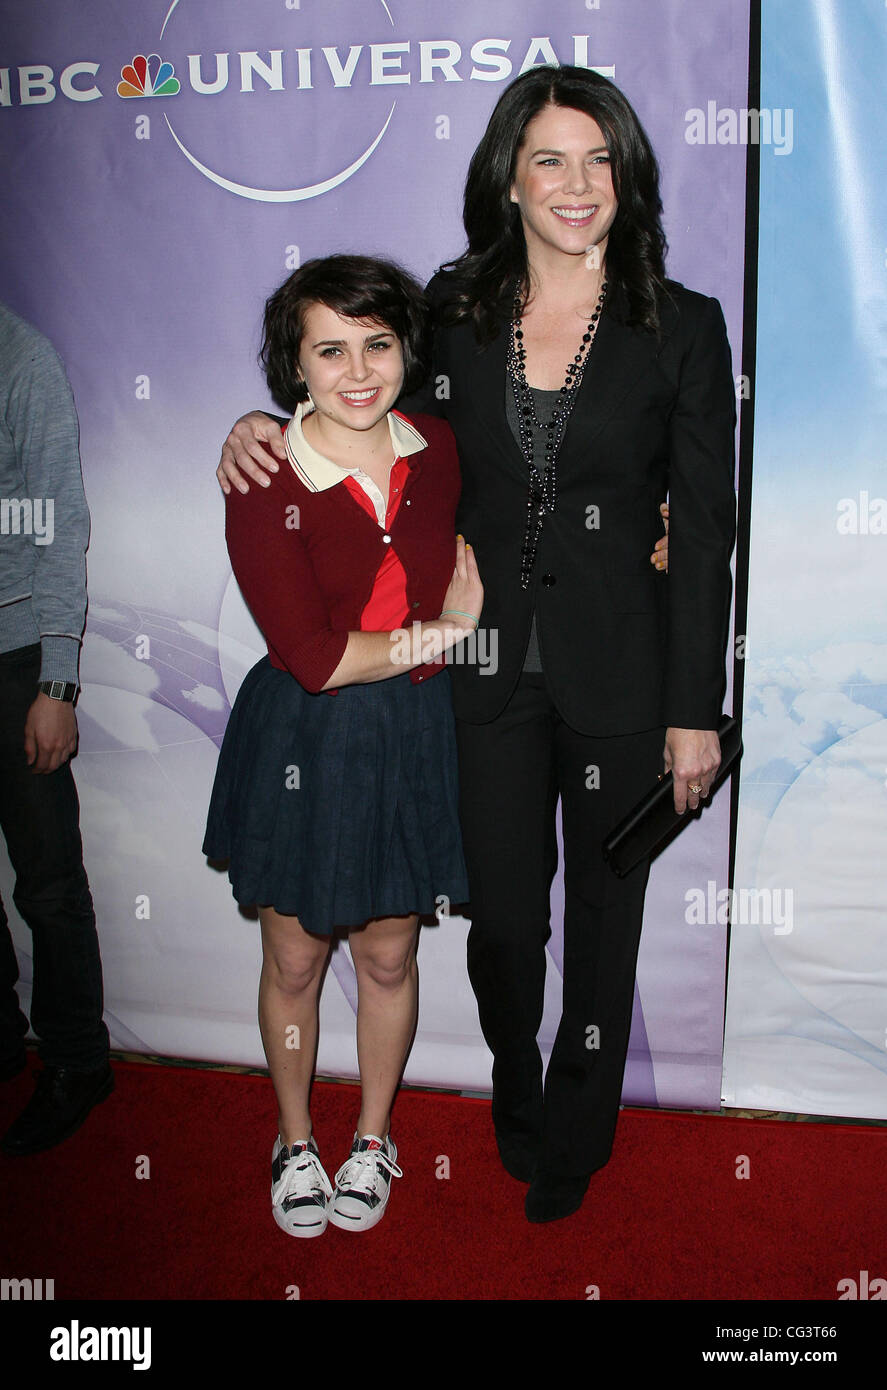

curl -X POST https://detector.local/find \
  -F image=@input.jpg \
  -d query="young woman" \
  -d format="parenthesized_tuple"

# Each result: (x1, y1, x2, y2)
(217, 66, 733, 1225)
(204, 254, 483, 1237)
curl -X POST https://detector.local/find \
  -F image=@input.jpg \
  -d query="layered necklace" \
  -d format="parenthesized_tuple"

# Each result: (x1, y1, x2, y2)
(507, 278, 608, 589)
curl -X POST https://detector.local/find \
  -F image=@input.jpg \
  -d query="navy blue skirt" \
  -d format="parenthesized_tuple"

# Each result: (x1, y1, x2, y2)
(203, 658, 469, 934)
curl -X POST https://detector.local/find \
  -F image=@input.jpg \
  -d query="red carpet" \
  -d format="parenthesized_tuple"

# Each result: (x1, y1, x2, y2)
(2, 1055, 884, 1301)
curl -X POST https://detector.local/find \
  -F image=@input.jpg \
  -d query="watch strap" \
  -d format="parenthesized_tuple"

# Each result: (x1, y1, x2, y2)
(37, 680, 78, 702)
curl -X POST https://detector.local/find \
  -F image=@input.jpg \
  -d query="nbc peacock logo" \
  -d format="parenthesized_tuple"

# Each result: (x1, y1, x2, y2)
(117, 54, 180, 99)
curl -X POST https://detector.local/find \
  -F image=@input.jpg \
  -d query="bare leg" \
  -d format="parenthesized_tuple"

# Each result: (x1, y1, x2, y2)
(347, 914, 420, 1138)
(258, 906, 331, 1146)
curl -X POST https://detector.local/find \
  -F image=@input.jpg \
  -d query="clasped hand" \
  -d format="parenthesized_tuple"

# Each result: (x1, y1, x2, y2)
(664, 727, 721, 814)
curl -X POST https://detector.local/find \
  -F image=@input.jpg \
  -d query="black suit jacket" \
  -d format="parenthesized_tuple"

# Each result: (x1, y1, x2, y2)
(401, 273, 737, 737)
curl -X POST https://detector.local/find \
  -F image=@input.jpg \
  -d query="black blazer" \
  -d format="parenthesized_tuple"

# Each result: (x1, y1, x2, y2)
(401, 273, 737, 737)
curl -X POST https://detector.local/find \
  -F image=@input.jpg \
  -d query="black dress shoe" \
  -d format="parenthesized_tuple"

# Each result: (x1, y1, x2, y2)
(525, 1170, 591, 1223)
(0, 1049, 28, 1082)
(1, 1063, 114, 1156)
(495, 1130, 539, 1183)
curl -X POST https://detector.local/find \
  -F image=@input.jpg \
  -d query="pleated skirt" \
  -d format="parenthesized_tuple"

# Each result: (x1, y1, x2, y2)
(203, 658, 469, 935)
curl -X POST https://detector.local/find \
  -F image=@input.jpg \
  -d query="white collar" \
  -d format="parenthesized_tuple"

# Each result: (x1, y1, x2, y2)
(283, 400, 427, 493)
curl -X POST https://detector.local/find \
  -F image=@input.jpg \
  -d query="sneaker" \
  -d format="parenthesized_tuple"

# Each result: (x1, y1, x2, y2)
(329, 1133, 403, 1232)
(270, 1135, 333, 1238)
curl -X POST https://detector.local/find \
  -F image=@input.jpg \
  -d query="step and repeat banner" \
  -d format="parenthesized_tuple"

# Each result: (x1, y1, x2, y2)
(1, 1, 749, 1102)
(723, 0, 887, 1120)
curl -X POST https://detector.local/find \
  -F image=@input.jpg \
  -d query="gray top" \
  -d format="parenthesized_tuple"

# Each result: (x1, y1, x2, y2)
(504, 381, 562, 674)
(0, 303, 90, 685)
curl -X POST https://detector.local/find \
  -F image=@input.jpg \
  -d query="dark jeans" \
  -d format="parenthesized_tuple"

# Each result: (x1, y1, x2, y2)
(456, 673, 662, 1177)
(0, 643, 109, 1071)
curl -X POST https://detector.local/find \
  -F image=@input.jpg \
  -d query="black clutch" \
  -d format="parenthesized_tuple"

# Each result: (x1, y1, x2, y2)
(602, 715, 742, 878)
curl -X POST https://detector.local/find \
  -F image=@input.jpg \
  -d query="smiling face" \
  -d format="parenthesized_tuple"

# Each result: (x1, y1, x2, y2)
(296, 301, 405, 444)
(510, 103, 618, 271)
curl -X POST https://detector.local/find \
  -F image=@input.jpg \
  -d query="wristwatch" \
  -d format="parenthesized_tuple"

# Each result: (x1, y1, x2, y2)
(37, 680, 78, 703)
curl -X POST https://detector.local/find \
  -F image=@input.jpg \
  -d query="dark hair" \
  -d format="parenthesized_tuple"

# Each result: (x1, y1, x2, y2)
(260, 254, 430, 413)
(441, 66, 669, 341)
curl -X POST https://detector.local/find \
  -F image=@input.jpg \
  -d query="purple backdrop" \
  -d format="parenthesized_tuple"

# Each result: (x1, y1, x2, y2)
(0, 0, 748, 1103)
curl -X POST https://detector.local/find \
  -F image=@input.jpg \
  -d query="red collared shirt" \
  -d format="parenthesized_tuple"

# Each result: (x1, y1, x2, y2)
(340, 456, 411, 630)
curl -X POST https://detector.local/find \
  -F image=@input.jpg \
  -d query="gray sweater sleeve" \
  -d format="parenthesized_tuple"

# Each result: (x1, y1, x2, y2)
(3, 320, 90, 685)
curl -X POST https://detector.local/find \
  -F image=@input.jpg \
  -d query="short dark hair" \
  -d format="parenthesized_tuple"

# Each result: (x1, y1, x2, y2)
(442, 66, 668, 340)
(260, 254, 430, 414)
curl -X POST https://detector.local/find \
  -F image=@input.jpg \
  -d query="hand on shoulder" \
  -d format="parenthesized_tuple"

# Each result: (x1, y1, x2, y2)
(217, 411, 286, 495)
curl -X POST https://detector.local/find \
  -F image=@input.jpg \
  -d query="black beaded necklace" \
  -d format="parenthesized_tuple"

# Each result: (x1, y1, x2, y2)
(507, 279, 608, 589)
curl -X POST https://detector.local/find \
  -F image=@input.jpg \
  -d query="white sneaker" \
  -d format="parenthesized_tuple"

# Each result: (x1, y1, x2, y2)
(271, 1135, 333, 1238)
(328, 1133, 403, 1232)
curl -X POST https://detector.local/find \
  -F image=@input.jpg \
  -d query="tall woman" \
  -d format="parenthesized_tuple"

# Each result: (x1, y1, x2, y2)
(218, 66, 736, 1224)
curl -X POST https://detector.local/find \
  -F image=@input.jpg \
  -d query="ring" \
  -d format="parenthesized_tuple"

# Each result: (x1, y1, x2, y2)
(687, 782, 703, 795)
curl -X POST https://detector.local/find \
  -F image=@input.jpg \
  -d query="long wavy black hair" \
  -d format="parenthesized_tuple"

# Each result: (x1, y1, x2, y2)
(441, 65, 669, 341)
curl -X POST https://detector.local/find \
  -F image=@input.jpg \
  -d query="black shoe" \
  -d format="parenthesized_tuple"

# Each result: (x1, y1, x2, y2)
(0, 1049, 27, 1082)
(495, 1130, 539, 1183)
(1, 1063, 114, 1156)
(525, 1170, 591, 1223)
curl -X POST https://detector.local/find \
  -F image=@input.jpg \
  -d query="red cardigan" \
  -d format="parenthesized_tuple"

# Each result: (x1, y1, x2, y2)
(224, 412, 462, 694)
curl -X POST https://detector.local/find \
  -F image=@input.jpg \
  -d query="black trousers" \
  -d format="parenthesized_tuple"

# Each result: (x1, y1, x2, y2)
(456, 673, 662, 1177)
(0, 643, 109, 1071)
